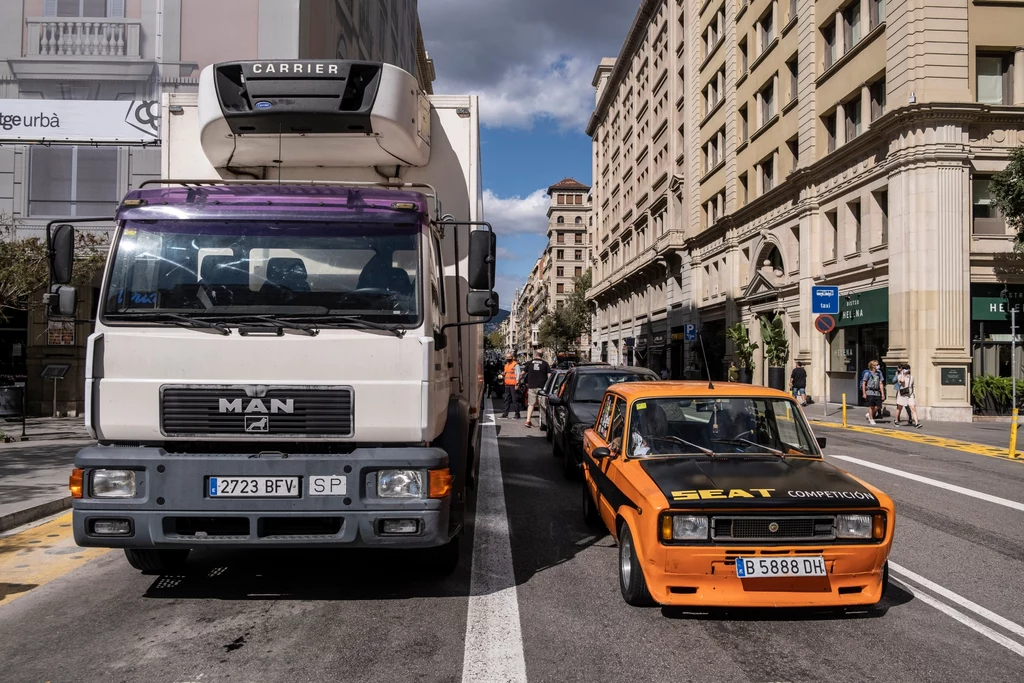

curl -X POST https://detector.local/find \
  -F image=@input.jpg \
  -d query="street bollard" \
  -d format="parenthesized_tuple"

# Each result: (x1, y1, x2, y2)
(1011, 407, 1019, 459)
(842, 393, 847, 428)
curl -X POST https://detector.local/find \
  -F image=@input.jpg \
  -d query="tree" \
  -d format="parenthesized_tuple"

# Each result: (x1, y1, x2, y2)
(989, 146, 1024, 250)
(486, 329, 505, 350)
(539, 269, 594, 356)
(0, 213, 109, 321)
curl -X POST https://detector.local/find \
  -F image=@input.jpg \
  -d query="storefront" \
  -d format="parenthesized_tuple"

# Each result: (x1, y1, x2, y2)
(670, 328, 686, 379)
(650, 331, 667, 375)
(971, 283, 1024, 378)
(829, 287, 889, 406)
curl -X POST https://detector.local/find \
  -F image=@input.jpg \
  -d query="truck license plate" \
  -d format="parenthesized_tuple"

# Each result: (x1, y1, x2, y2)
(735, 556, 827, 578)
(208, 476, 300, 498)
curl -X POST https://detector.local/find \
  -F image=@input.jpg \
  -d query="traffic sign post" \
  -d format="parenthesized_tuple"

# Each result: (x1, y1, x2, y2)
(814, 315, 835, 416)
(811, 286, 839, 314)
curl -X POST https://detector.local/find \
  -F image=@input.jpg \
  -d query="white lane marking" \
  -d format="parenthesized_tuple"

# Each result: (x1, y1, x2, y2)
(462, 407, 528, 683)
(890, 577, 1024, 658)
(890, 563, 1024, 639)
(830, 455, 1024, 512)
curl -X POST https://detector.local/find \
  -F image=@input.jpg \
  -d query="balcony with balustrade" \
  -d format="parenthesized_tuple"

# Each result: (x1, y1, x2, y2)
(11, 16, 155, 81)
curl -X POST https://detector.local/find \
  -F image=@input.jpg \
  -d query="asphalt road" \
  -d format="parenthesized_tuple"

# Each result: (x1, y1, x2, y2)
(1, 400, 1023, 683)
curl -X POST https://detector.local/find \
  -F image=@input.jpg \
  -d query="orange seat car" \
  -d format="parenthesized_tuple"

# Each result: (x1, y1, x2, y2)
(581, 381, 895, 608)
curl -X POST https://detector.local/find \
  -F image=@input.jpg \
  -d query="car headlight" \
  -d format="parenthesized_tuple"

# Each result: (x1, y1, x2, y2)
(377, 470, 425, 498)
(661, 514, 709, 541)
(836, 514, 873, 539)
(91, 469, 137, 498)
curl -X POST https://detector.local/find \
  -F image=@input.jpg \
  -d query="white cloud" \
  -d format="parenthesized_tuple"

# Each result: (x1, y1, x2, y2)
(495, 246, 518, 261)
(483, 188, 549, 235)
(493, 273, 524, 312)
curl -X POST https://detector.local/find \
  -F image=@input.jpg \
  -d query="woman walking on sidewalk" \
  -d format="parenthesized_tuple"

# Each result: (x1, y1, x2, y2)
(893, 364, 922, 428)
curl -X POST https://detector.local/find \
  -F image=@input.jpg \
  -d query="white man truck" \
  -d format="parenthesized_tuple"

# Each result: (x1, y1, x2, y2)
(46, 59, 496, 574)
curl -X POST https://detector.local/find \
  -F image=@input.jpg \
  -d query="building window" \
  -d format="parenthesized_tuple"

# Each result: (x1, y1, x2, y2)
(822, 24, 836, 69)
(870, 0, 885, 28)
(787, 135, 799, 169)
(557, 266, 564, 277)
(575, 266, 582, 277)
(845, 96, 862, 140)
(28, 146, 119, 217)
(759, 79, 775, 126)
(557, 216, 565, 224)
(787, 56, 798, 102)
(758, 6, 775, 55)
(739, 172, 749, 205)
(557, 232, 565, 244)
(849, 200, 862, 253)
(557, 249, 565, 260)
(557, 283, 565, 294)
(972, 177, 1006, 234)
(575, 233, 583, 244)
(825, 210, 838, 260)
(843, 2, 861, 52)
(575, 250, 583, 261)
(977, 53, 1013, 105)
(789, 0, 798, 23)
(824, 111, 837, 153)
(557, 194, 565, 204)
(574, 216, 582, 224)
(873, 189, 889, 244)
(738, 105, 749, 141)
(49, 0, 113, 17)
(739, 37, 748, 73)
(870, 78, 886, 120)
(760, 156, 775, 193)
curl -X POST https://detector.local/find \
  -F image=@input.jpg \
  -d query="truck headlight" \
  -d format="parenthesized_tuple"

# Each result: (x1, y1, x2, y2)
(661, 514, 709, 541)
(91, 469, 137, 498)
(836, 514, 873, 539)
(377, 470, 424, 498)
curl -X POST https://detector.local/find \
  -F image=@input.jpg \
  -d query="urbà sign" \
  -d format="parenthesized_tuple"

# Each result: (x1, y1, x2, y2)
(0, 100, 160, 142)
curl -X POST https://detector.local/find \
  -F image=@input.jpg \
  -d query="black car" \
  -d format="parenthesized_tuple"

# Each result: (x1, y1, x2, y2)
(538, 368, 568, 439)
(548, 365, 659, 479)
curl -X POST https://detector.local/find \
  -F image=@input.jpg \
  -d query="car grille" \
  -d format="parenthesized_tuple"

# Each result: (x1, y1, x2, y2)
(161, 386, 353, 437)
(710, 515, 836, 542)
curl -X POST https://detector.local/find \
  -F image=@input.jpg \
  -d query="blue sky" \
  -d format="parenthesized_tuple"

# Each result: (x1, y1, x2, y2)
(420, 0, 640, 306)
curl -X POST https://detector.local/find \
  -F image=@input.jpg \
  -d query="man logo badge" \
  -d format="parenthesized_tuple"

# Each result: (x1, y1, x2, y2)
(245, 415, 269, 432)
(768, 522, 780, 533)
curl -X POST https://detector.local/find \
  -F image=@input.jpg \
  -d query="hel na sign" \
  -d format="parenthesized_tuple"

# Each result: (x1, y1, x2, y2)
(0, 99, 159, 142)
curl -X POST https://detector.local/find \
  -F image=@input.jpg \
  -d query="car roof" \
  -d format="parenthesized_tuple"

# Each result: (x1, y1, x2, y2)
(604, 381, 795, 401)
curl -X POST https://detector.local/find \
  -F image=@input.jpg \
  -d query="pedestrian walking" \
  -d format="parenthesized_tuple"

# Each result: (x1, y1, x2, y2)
(523, 349, 551, 428)
(861, 360, 885, 425)
(790, 360, 807, 405)
(500, 352, 522, 419)
(893, 364, 921, 428)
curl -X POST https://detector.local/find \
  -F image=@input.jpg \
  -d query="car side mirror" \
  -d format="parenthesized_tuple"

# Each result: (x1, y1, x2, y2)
(547, 394, 564, 406)
(538, 390, 548, 397)
(50, 223, 75, 285)
(468, 230, 496, 290)
(816, 436, 827, 449)
(467, 290, 498, 317)
(591, 446, 611, 460)
(46, 284, 77, 318)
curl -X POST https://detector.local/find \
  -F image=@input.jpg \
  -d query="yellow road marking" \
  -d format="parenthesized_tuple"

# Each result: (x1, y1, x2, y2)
(812, 420, 1023, 463)
(0, 512, 108, 608)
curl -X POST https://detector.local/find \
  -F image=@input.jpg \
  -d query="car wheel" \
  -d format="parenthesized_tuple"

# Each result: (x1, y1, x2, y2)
(123, 548, 190, 574)
(618, 523, 655, 607)
(552, 430, 563, 458)
(582, 480, 603, 529)
(562, 442, 581, 480)
(545, 411, 554, 441)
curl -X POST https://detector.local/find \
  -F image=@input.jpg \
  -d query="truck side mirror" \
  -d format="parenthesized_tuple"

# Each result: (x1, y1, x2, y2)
(466, 290, 498, 317)
(468, 230, 495, 290)
(46, 285, 77, 318)
(50, 224, 75, 285)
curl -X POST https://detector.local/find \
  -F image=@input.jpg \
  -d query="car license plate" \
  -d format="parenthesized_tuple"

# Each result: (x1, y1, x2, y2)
(735, 556, 827, 578)
(309, 475, 347, 496)
(208, 476, 300, 498)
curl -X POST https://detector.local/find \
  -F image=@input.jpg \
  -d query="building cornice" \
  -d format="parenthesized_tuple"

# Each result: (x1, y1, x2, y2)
(585, 0, 662, 138)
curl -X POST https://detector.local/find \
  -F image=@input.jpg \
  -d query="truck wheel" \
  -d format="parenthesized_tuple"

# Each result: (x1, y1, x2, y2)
(582, 481, 603, 529)
(123, 548, 190, 574)
(424, 537, 460, 576)
(618, 524, 654, 607)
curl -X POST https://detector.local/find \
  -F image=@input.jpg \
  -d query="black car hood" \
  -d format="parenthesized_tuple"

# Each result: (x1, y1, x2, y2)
(639, 457, 879, 509)
(569, 402, 601, 425)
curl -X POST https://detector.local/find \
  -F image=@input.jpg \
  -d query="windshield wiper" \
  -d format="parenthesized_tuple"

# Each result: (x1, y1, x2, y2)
(204, 315, 320, 337)
(106, 312, 231, 335)
(711, 438, 785, 458)
(646, 435, 716, 458)
(280, 315, 406, 338)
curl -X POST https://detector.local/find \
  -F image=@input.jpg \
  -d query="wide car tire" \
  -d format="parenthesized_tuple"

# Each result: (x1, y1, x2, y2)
(124, 548, 190, 574)
(618, 524, 655, 607)
(582, 480, 603, 529)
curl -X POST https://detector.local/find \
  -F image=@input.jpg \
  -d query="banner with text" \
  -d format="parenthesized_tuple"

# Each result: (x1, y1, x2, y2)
(0, 99, 160, 142)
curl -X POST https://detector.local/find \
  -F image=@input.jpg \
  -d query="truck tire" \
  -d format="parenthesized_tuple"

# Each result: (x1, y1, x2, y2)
(124, 548, 190, 574)
(424, 537, 460, 576)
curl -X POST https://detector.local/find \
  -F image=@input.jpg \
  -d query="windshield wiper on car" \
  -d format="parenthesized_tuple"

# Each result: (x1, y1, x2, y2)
(711, 438, 785, 458)
(645, 435, 716, 458)
(106, 312, 231, 335)
(279, 315, 406, 338)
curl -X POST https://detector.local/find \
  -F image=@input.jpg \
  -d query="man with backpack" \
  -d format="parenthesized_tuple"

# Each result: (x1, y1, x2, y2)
(861, 360, 885, 425)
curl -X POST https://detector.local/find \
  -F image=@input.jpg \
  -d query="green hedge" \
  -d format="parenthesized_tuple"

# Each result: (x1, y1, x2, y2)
(971, 375, 1024, 413)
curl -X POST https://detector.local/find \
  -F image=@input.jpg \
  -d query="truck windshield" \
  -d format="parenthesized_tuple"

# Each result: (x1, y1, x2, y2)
(103, 220, 421, 325)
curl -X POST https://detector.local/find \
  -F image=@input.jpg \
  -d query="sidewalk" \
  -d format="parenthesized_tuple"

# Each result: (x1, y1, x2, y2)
(0, 418, 94, 532)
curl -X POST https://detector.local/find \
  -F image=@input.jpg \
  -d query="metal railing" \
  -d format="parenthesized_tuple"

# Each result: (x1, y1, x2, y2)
(26, 17, 142, 58)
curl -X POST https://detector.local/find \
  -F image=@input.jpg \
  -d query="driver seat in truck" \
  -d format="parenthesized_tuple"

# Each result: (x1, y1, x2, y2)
(357, 254, 413, 296)
(262, 258, 311, 294)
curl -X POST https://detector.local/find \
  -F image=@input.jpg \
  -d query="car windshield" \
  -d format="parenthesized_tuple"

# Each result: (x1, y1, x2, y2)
(627, 396, 818, 457)
(574, 372, 657, 402)
(103, 220, 421, 325)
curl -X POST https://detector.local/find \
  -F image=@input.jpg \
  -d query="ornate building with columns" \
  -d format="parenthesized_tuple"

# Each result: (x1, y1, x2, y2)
(589, 0, 1024, 421)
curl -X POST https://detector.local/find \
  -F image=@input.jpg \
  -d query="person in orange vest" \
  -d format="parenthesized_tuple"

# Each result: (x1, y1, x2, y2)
(500, 351, 522, 419)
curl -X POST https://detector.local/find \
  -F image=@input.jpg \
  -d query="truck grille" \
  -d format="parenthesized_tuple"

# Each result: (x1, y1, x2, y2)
(161, 386, 353, 437)
(710, 515, 835, 542)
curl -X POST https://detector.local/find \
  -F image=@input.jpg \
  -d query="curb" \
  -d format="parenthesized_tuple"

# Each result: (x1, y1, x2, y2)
(0, 497, 72, 534)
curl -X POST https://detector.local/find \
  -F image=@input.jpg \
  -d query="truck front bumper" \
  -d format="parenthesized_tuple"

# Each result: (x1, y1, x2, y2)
(71, 445, 454, 549)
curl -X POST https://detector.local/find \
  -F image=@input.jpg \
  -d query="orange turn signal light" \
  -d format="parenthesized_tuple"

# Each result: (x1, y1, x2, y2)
(872, 514, 886, 540)
(661, 515, 673, 541)
(69, 468, 84, 499)
(429, 468, 453, 499)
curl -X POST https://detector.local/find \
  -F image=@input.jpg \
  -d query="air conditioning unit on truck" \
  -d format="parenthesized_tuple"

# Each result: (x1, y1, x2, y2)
(45, 59, 497, 574)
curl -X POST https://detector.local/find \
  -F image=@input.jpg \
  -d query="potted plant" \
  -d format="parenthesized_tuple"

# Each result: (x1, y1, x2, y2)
(760, 313, 789, 391)
(725, 322, 758, 383)
(971, 375, 1015, 415)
